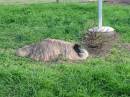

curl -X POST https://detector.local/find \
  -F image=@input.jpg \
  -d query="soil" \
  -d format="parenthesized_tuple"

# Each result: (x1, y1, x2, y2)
(82, 31, 119, 57)
(105, 0, 130, 4)
(82, 30, 130, 57)
(121, 43, 130, 51)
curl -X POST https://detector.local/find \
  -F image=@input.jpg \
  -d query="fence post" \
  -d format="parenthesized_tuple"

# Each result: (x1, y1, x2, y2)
(56, 0, 59, 3)
(98, 0, 102, 28)
(89, 0, 114, 33)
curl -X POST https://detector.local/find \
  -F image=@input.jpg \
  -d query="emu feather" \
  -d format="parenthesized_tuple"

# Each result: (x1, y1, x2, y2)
(16, 39, 89, 62)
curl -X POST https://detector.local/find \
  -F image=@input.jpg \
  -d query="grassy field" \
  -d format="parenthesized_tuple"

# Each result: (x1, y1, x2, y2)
(0, 3, 130, 97)
(0, 0, 56, 4)
(0, 0, 91, 4)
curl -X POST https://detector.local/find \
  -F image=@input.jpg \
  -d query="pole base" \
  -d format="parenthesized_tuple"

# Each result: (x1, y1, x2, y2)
(84, 26, 117, 56)
(89, 26, 115, 33)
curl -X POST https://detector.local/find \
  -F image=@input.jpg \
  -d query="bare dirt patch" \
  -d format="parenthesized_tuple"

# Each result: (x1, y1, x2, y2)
(105, 0, 130, 4)
(82, 31, 119, 57)
(121, 43, 130, 51)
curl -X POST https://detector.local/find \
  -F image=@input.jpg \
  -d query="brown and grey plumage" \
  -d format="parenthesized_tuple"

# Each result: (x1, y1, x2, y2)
(16, 39, 89, 62)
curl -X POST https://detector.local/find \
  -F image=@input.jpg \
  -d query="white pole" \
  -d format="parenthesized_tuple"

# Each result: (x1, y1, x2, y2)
(98, 0, 102, 28)
(89, 0, 114, 33)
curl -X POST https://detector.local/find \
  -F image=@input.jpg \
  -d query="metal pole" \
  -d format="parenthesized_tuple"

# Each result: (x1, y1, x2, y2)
(89, 0, 114, 33)
(98, 0, 102, 28)
(56, 0, 59, 3)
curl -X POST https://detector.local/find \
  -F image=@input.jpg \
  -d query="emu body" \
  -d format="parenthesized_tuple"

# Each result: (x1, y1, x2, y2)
(16, 39, 89, 62)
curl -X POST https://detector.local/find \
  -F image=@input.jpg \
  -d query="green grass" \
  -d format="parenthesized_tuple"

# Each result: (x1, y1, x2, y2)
(0, 3, 130, 97)
(0, 0, 90, 4)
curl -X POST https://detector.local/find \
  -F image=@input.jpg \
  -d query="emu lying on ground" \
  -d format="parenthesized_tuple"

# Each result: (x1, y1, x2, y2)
(16, 39, 89, 62)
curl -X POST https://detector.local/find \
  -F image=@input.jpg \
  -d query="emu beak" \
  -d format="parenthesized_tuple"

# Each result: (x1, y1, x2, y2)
(79, 49, 89, 59)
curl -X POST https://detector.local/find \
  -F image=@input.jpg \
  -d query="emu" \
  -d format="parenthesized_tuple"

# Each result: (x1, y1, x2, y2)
(16, 39, 89, 62)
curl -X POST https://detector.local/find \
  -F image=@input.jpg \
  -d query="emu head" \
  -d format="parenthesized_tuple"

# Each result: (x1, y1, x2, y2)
(16, 45, 32, 57)
(73, 44, 89, 60)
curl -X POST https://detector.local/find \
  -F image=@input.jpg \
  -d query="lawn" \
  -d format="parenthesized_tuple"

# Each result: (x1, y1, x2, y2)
(0, 0, 56, 4)
(0, 3, 130, 97)
(0, 0, 89, 4)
